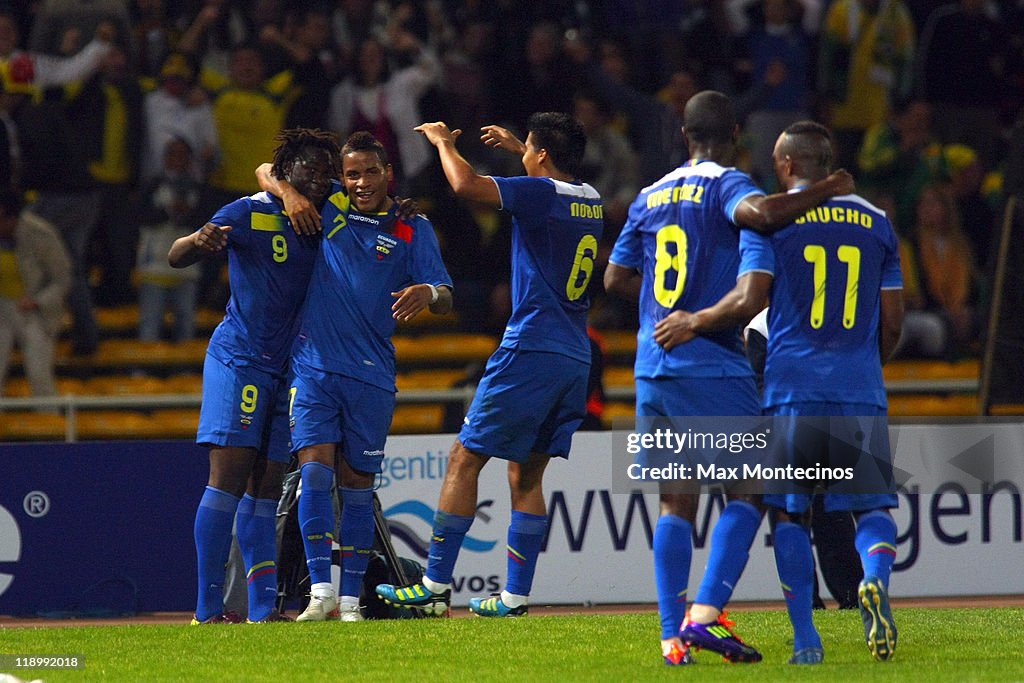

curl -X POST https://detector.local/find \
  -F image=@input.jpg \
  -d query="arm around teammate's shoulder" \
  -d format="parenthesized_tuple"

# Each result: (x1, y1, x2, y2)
(735, 169, 855, 234)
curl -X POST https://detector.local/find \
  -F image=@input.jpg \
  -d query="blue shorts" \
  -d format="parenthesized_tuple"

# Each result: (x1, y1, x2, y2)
(459, 347, 588, 463)
(196, 353, 292, 462)
(636, 375, 760, 417)
(763, 401, 898, 514)
(289, 361, 396, 474)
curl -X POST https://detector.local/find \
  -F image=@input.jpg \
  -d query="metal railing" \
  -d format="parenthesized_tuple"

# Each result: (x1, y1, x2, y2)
(0, 377, 979, 442)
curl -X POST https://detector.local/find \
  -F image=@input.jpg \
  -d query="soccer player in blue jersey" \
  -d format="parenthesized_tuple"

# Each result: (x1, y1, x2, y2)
(375, 112, 602, 618)
(604, 92, 854, 665)
(256, 131, 453, 622)
(666, 121, 904, 663)
(169, 128, 342, 625)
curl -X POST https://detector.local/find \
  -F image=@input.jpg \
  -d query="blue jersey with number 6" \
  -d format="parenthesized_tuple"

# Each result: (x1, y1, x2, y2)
(743, 194, 903, 408)
(489, 175, 603, 363)
(205, 189, 324, 374)
(610, 160, 765, 379)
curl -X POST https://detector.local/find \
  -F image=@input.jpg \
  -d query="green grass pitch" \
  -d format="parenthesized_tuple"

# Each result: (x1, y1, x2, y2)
(1, 607, 1022, 682)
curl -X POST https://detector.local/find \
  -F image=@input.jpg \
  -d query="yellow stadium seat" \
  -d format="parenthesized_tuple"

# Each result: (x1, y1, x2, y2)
(390, 406, 444, 434)
(602, 402, 636, 429)
(883, 359, 980, 382)
(195, 308, 224, 333)
(0, 412, 67, 440)
(76, 411, 164, 440)
(600, 330, 637, 358)
(2, 378, 30, 397)
(150, 409, 200, 438)
(394, 334, 497, 365)
(888, 394, 979, 417)
(85, 375, 169, 395)
(989, 403, 1024, 416)
(162, 374, 204, 394)
(396, 369, 466, 389)
(603, 366, 635, 389)
(3, 377, 84, 398)
(95, 305, 140, 334)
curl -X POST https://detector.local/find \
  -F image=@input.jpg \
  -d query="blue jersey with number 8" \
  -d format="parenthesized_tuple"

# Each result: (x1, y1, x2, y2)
(610, 160, 765, 379)
(490, 175, 603, 363)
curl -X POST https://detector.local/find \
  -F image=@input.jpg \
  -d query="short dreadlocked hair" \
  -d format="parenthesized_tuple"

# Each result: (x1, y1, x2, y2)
(270, 128, 342, 180)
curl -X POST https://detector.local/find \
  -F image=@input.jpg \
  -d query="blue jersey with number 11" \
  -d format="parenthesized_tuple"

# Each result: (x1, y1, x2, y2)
(610, 160, 765, 379)
(490, 175, 603, 363)
(749, 194, 903, 408)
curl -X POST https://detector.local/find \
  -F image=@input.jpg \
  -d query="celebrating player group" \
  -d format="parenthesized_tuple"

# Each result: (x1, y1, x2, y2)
(176, 89, 903, 667)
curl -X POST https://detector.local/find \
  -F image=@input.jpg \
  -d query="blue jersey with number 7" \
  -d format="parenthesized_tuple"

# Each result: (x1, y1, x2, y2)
(489, 175, 603, 363)
(610, 160, 765, 379)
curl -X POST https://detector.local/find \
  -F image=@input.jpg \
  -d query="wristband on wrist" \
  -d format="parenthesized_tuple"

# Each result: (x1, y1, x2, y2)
(427, 283, 439, 304)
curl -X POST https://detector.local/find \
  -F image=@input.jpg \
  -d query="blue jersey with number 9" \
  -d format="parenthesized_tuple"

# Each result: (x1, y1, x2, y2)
(609, 160, 765, 380)
(205, 189, 324, 374)
(490, 175, 603, 363)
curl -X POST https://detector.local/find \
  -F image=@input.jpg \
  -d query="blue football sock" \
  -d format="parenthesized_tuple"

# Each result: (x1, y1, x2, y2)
(505, 510, 548, 596)
(855, 510, 897, 585)
(423, 510, 474, 587)
(773, 521, 822, 652)
(237, 495, 279, 622)
(194, 486, 240, 621)
(339, 487, 375, 599)
(653, 514, 692, 640)
(298, 462, 336, 587)
(694, 500, 761, 610)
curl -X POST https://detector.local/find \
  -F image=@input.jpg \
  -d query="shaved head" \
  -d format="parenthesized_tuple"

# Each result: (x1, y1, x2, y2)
(776, 121, 833, 173)
(683, 90, 736, 146)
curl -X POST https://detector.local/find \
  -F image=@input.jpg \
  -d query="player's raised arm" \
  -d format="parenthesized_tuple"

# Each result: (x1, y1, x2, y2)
(255, 162, 322, 235)
(415, 121, 501, 206)
(480, 125, 527, 156)
(653, 272, 773, 351)
(168, 222, 231, 268)
(734, 168, 854, 234)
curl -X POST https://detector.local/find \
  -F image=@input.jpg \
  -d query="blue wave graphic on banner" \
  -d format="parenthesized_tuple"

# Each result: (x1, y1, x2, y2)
(384, 500, 497, 553)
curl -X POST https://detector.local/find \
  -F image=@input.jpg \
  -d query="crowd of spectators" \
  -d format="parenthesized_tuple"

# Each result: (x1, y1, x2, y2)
(1, 0, 1022, 372)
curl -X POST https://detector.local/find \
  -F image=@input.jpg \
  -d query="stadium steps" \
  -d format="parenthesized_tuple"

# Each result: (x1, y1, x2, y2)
(393, 334, 496, 365)
(391, 405, 444, 434)
(0, 412, 67, 441)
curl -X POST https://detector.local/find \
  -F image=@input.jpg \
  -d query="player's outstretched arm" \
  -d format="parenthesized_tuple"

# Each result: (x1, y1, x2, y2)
(168, 222, 231, 268)
(735, 169, 855, 234)
(480, 125, 526, 156)
(653, 272, 773, 351)
(604, 263, 643, 302)
(879, 289, 905, 365)
(415, 122, 500, 206)
(255, 163, 321, 235)
(391, 284, 453, 321)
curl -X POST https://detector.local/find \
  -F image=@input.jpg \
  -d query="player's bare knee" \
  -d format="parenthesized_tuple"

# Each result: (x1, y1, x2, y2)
(208, 447, 257, 497)
(297, 443, 334, 468)
(659, 491, 697, 521)
(446, 440, 488, 480)
(254, 459, 288, 499)
(338, 457, 374, 489)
